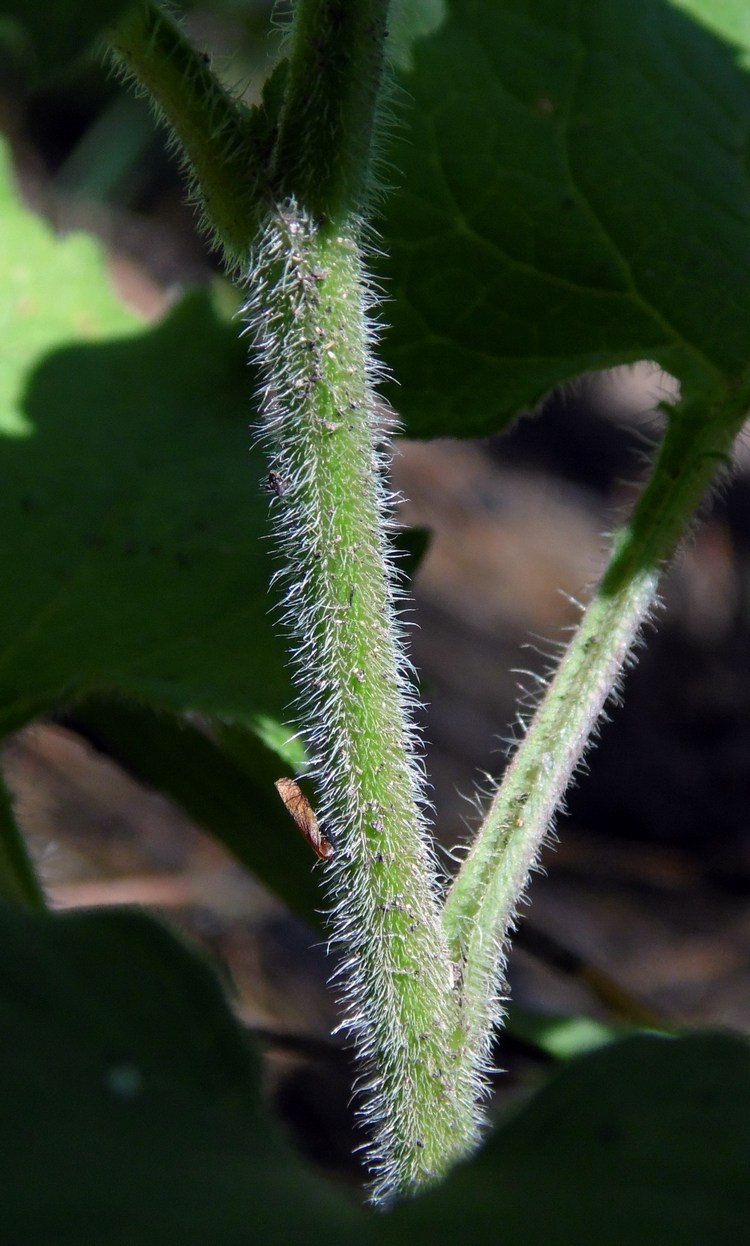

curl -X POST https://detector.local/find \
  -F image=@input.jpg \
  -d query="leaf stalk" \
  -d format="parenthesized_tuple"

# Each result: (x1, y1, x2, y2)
(443, 379, 750, 1084)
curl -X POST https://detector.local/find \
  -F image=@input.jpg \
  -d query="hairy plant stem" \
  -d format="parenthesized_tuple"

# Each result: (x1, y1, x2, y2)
(104, 0, 480, 1201)
(247, 0, 479, 1201)
(106, 0, 266, 268)
(237, 0, 473, 1196)
(246, 210, 474, 1201)
(271, 0, 390, 218)
(443, 380, 750, 1080)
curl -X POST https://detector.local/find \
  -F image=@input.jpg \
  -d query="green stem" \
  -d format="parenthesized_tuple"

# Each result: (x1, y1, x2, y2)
(247, 1, 480, 1200)
(104, 0, 477, 1201)
(443, 379, 750, 1076)
(271, 0, 390, 221)
(247, 208, 475, 1202)
(106, 0, 268, 267)
(0, 770, 45, 911)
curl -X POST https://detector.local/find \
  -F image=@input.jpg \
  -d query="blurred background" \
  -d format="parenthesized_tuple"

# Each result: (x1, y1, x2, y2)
(2, 0, 749, 1186)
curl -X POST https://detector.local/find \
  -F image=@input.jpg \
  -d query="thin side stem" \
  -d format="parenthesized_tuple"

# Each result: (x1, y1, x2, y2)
(106, 0, 269, 267)
(443, 380, 750, 1078)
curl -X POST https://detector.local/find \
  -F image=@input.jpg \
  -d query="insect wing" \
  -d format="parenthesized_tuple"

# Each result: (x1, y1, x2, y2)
(275, 777, 334, 860)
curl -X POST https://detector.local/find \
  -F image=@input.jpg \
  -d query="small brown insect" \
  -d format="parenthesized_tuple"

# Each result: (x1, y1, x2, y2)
(266, 470, 289, 499)
(275, 777, 334, 861)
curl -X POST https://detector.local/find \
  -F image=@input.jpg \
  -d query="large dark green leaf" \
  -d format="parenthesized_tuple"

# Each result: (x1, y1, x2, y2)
(383, 0, 750, 435)
(0, 144, 291, 738)
(0, 903, 366, 1243)
(383, 1031, 750, 1245)
(7, 902, 748, 1242)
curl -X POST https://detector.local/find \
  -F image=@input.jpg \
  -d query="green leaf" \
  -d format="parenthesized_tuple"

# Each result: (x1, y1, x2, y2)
(383, 0, 750, 436)
(670, 0, 750, 65)
(505, 1004, 643, 1060)
(0, 0, 130, 79)
(389, 0, 447, 71)
(0, 142, 292, 737)
(383, 1032, 750, 1245)
(0, 903, 366, 1242)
